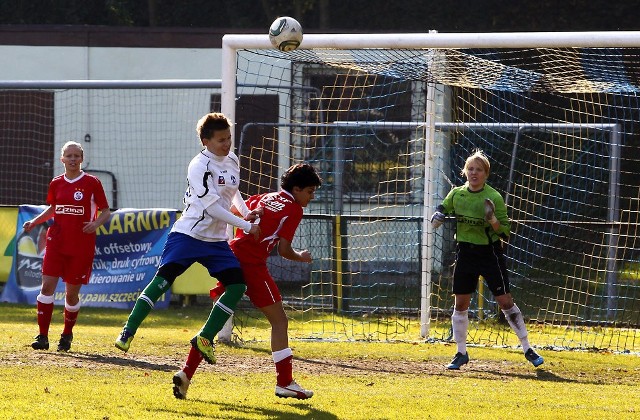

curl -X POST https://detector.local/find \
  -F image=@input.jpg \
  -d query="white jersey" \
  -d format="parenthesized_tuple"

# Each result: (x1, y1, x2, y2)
(172, 149, 247, 242)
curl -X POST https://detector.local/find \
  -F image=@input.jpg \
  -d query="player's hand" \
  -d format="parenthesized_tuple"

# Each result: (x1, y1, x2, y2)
(245, 206, 263, 222)
(430, 211, 445, 228)
(298, 249, 312, 263)
(248, 223, 261, 240)
(484, 198, 498, 225)
(22, 220, 35, 233)
(82, 221, 99, 233)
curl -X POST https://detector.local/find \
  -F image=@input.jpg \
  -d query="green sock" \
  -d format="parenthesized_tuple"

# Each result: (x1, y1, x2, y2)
(124, 275, 172, 335)
(198, 283, 246, 340)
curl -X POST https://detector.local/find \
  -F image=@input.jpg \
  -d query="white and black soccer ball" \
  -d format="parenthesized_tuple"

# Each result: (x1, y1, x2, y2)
(268, 16, 303, 52)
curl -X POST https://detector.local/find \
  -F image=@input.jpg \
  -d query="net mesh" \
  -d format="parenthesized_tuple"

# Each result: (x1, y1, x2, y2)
(229, 46, 640, 351)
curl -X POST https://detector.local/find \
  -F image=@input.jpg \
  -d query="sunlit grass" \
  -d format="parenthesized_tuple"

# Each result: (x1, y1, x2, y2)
(1, 303, 639, 420)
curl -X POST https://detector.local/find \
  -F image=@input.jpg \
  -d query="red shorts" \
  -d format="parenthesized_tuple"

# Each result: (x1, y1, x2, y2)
(42, 246, 94, 285)
(210, 262, 281, 308)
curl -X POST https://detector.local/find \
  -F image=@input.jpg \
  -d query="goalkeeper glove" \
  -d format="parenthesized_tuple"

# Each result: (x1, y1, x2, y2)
(484, 198, 498, 225)
(430, 211, 445, 229)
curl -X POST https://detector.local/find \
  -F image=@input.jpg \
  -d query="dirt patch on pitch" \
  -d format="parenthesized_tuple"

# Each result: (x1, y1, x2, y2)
(5, 346, 592, 384)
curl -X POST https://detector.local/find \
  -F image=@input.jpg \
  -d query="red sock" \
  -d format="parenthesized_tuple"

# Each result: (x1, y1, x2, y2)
(182, 346, 203, 380)
(62, 308, 79, 335)
(275, 355, 293, 387)
(37, 301, 54, 336)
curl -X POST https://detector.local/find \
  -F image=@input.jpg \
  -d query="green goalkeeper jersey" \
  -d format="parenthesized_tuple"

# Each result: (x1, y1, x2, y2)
(439, 182, 510, 245)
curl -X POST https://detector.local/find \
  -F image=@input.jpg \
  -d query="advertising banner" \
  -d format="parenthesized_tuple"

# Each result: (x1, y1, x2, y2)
(1, 205, 176, 309)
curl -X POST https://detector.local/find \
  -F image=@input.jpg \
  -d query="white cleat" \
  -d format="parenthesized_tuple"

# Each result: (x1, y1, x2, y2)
(275, 379, 314, 400)
(172, 370, 190, 399)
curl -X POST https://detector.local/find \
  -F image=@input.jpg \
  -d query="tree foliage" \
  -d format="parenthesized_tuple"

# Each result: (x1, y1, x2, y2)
(0, 0, 639, 32)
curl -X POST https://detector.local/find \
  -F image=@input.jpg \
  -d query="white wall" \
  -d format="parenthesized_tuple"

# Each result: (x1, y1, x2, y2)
(1, 45, 225, 209)
(0, 45, 223, 80)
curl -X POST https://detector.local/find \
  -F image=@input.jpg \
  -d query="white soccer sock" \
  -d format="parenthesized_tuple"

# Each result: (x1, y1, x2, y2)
(272, 347, 293, 363)
(65, 301, 81, 312)
(37, 293, 55, 304)
(451, 310, 469, 354)
(502, 304, 531, 352)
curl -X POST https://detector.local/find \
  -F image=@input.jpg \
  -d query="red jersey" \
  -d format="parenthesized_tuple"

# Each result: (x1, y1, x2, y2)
(45, 172, 109, 256)
(230, 190, 303, 265)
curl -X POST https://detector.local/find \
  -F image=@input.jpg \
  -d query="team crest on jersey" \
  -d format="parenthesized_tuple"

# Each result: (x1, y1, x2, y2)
(218, 176, 225, 185)
(74, 190, 83, 200)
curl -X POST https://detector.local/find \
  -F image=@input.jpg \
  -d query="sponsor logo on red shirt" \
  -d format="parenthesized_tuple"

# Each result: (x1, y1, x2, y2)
(55, 205, 85, 215)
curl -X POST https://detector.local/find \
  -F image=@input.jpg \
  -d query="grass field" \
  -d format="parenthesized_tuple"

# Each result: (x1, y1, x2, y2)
(1, 302, 638, 420)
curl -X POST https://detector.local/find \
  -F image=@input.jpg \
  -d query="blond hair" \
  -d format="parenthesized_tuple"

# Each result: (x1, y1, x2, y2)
(461, 149, 490, 178)
(61, 141, 84, 157)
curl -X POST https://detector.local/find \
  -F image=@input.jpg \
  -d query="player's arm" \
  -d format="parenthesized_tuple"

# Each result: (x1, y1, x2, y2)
(231, 192, 263, 222)
(277, 237, 311, 263)
(430, 187, 457, 229)
(231, 190, 250, 218)
(206, 201, 261, 239)
(83, 207, 111, 234)
(22, 205, 55, 232)
(484, 195, 510, 238)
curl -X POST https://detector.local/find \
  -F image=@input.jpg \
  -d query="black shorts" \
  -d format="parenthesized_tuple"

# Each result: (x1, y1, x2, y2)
(452, 241, 510, 296)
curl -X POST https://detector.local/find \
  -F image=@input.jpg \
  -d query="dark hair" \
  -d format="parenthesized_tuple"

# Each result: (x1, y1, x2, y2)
(281, 163, 322, 192)
(196, 112, 232, 140)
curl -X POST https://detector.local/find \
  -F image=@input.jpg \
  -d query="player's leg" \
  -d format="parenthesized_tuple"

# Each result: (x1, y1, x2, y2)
(209, 283, 234, 343)
(260, 302, 313, 399)
(172, 346, 201, 399)
(495, 294, 544, 367)
(58, 282, 82, 352)
(57, 253, 92, 352)
(32, 247, 65, 350)
(115, 262, 187, 351)
(487, 242, 543, 367)
(447, 245, 477, 369)
(447, 293, 472, 369)
(245, 265, 312, 399)
(116, 232, 195, 351)
(32, 274, 59, 350)
(191, 267, 246, 364)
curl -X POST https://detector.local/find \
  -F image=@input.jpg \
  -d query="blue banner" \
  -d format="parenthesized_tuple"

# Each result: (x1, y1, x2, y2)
(1, 206, 176, 309)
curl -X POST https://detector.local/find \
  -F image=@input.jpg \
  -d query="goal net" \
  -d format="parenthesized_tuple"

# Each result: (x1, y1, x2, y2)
(222, 32, 640, 352)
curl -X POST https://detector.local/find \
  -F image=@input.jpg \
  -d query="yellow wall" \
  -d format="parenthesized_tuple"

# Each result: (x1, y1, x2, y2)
(171, 263, 217, 295)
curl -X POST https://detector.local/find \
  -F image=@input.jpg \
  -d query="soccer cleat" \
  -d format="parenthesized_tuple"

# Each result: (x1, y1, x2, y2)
(524, 348, 544, 367)
(446, 352, 469, 370)
(172, 370, 190, 400)
(115, 328, 134, 352)
(57, 333, 73, 352)
(31, 334, 49, 350)
(275, 379, 314, 400)
(190, 334, 216, 364)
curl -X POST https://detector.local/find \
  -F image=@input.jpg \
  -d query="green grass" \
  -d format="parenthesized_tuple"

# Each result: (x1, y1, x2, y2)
(1, 302, 639, 419)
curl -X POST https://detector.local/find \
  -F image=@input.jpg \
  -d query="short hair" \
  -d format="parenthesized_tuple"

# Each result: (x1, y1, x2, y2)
(196, 112, 232, 140)
(61, 141, 83, 157)
(281, 163, 322, 192)
(461, 149, 491, 178)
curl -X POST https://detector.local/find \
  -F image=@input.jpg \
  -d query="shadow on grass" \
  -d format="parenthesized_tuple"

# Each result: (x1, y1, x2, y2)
(54, 351, 178, 372)
(149, 401, 339, 420)
(462, 366, 589, 384)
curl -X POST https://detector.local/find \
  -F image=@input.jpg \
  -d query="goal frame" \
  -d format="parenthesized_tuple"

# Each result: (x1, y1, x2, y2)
(220, 30, 640, 339)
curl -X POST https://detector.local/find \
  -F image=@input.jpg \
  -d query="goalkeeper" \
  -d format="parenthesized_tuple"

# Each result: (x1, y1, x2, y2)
(430, 150, 544, 370)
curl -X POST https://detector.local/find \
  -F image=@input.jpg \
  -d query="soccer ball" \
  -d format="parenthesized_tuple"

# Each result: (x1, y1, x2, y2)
(269, 16, 303, 52)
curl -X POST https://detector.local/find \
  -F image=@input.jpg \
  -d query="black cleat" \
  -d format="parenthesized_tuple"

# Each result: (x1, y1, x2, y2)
(31, 334, 49, 350)
(57, 333, 73, 352)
